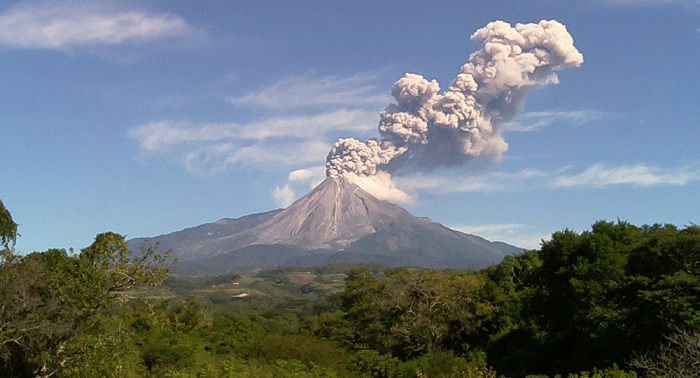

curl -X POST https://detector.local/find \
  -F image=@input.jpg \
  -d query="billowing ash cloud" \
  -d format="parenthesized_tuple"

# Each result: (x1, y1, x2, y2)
(326, 138, 407, 178)
(326, 19, 583, 180)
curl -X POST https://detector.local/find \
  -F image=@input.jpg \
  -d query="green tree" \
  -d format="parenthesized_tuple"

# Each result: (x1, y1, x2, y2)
(339, 268, 494, 359)
(0, 200, 19, 256)
(0, 199, 18, 249)
(0, 233, 174, 377)
(170, 296, 213, 332)
(349, 349, 399, 378)
(487, 221, 700, 377)
(624, 224, 700, 346)
(487, 222, 642, 376)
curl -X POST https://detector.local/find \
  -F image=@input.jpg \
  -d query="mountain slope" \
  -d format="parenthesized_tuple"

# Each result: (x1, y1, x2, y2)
(127, 209, 281, 259)
(227, 177, 416, 250)
(128, 177, 522, 272)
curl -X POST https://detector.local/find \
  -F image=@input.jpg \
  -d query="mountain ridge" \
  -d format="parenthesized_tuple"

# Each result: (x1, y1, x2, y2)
(127, 177, 522, 273)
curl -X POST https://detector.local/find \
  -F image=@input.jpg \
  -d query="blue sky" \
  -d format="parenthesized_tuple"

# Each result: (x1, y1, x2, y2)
(1, 0, 699, 253)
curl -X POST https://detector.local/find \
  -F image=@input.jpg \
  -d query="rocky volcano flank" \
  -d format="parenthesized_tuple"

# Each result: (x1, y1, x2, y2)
(128, 177, 521, 273)
(238, 177, 415, 250)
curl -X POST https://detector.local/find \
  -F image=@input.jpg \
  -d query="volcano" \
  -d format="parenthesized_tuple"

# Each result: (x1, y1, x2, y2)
(128, 177, 521, 273)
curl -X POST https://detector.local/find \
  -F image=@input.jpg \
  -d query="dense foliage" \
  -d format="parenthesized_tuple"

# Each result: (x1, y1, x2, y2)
(0, 232, 173, 377)
(1, 198, 698, 378)
(483, 222, 700, 376)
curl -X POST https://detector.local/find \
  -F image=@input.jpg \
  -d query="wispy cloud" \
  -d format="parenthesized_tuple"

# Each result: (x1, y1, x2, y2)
(128, 109, 377, 152)
(396, 169, 546, 194)
(129, 121, 234, 152)
(453, 223, 549, 250)
(238, 109, 377, 140)
(392, 162, 699, 199)
(272, 185, 295, 209)
(230, 73, 393, 110)
(555, 163, 700, 188)
(130, 72, 388, 176)
(0, 2, 197, 50)
(502, 110, 609, 132)
(181, 141, 330, 173)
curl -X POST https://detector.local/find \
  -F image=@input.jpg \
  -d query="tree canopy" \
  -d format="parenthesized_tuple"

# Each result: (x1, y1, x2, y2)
(1, 197, 698, 378)
(0, 232, 173, 377)
(0, 200, 18, 248)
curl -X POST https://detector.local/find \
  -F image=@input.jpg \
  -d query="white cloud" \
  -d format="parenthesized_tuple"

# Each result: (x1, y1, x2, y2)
(347, 171, 413, 205)
(128, 121, 233, 152)
(273, 185, 295, 208)
(396, 169, 546, 194)
(388, 162, 698, 199)
(0, 2, 196, 50)
(128, 109, 369, 173)
(453, 223, 548, 250)
(288, 167, 326, 183)
(182, 143, 232, 173)
(230, 73, 393, 110)
(182, 141, 331, 173)
(502, 110, 608, 132)
(128, 109, 377, 152)
(555, 163, 700, 188)
(237, 108, 377, 140)
(131, 72, 390, 175)
(272, 166, 327, 207)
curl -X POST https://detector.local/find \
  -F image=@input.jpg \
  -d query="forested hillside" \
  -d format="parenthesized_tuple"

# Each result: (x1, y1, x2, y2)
(1, 200, 699, 377)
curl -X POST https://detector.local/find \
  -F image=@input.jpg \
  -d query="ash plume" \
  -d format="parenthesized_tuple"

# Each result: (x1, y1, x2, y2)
(326, 138, 407, 178)
(326, 19, 583, 197)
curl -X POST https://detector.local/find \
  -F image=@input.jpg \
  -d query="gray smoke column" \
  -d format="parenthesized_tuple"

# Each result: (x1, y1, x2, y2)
(326, 19, 583, 179)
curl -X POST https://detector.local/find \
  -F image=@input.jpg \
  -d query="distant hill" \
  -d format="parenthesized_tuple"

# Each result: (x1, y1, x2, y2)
(128, 177, 522, 274)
